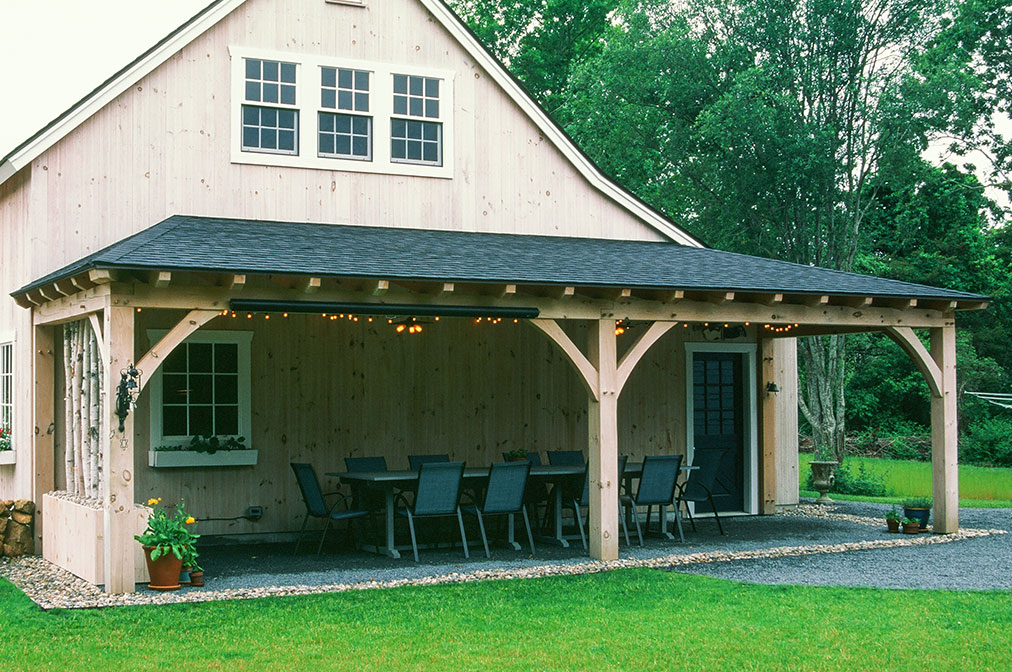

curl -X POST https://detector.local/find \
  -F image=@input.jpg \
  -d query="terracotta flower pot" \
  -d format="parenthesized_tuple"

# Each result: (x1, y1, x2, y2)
(886, 518, 900, 533)
(188, 571, 205, 587)
(143, 546, 183, 591)
(902, 521, 921, 535)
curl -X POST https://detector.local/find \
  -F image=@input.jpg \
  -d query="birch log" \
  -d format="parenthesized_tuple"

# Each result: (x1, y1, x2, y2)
(63, 323, 74, 491)
(89, 330, 102, 498)
(81, 327, 93, 497)
(72, 323, 85, 495)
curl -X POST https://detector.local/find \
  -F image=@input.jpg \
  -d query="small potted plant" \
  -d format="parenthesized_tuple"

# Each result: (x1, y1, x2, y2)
(902, 497, 932, 532)
(901, 517, 921, 534)
(134, 498, 200, 591)
(505, 448, 528, 462)
(885, 505, 901, 533)
(181, 545, 204, 587)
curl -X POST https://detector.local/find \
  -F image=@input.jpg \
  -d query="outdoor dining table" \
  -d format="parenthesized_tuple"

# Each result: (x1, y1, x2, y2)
(327, 462, 695, 558)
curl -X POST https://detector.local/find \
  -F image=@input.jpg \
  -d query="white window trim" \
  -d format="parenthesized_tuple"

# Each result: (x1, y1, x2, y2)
(229, 46, 454, 179)
(147, 330, 253, 450)
(684, 342, 759, 516)
(0, 332, 15, 461)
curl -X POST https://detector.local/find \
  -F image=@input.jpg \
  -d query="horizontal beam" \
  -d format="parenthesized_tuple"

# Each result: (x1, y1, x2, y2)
(229, 299, 540, 319)
(32, 286, 112, 326)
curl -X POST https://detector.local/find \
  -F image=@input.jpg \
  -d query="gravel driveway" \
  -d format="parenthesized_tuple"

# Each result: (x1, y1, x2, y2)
(673, 500, 1012, 591)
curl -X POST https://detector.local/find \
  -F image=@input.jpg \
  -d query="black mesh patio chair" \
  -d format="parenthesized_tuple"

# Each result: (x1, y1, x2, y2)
(565, 455, 631, 550)
(676, 449, 728, 535)
(290, 462, 369, 555)
(408, 453, 450, 470)
(463, 461, 535, 558)
(622, 454, 685, 545)
(545, 450, 586, 534)
(546, 450, 585, 466)
(397, 461, 469, 562)
(344, 456, 388, 513)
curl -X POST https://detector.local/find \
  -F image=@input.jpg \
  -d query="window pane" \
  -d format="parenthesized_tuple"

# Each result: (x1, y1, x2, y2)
(425, 99, 439, 118)
(189, 406, 213, 437)
(392, 118, 406, 136)
(409, 76, 423, 95)
(355, 92, 369, 112)
(393, 74, 407, 94)
(243, 126, 259, 148)
(279, 130, 296, 151)
(189, 374, 213, 403)
(322, 89, 336, 109)
(280, 84, 296, 105)
(262, 83, 278, 103)
(409, 97, 423, 116)
(407, 141, 422, 160)
(278, 109, 296, 129)
(338, 90, 353, 110)
(322, 67, 336, 87)
(281, 62, 296, 83)
(319, 133, 335, 154)
(163, 406, 187, 436)
(189, 344, 212, 372)
(423, 142, 438, 163)
(336, 115, 351, 133)
(352, 116, 369, 134)
(164, 348, 186, 373)
(242, 106, 259, 125)
(338, 68, 352, 88)
(245, 81, 261, 102)
(352, 135, 368, 156)
(423, 123, 439, 141)
(215, 375, 238, 403)
(355, 70, 369, 90)
(393, 96, 407, 115)
(425, 78, 439, 97)
(391, 139, 406, 159)
(320, 112, 334, 132)
(407, 121, 422, 139)
(163, 374, 189, 404)
(215, 344, 238, 373)
(336, 135, 351, 155)
(215, 406, 239, 436)
(245, 59, 260, 79)
(263, 60, 279, 81)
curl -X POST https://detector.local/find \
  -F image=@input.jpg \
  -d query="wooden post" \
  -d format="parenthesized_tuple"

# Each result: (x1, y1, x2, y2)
(586, 319, 618, 561)
(103, 304, 136, 593)
(759, 338, 777, 514)
(930, 325, 958, 533)
(32, 325, 56, 551)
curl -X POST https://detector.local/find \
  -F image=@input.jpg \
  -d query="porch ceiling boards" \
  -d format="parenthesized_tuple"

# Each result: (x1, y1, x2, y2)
(13, 215, 986, 329)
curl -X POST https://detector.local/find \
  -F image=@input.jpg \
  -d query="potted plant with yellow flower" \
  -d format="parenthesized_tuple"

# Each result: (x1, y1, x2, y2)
(134, 498, 199, 591)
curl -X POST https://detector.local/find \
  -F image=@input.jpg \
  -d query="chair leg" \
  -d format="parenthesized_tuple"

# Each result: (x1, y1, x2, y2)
(294, 512, 310, 555)
(406, 511, 420, 563)
(673, 502, 685, 543)
(709, 494, 725, 535)
(475, 509, 491, 559)
(644, 506, 652, 536)
(456, 508, 470, 560)
(632, 503, 644, 546)
(317, 518, 331, 555)
(619, 503, 631, 547)
(522, 507, 536, 557)
(572, 501, 587, 551)
(683, 499, 697, 532)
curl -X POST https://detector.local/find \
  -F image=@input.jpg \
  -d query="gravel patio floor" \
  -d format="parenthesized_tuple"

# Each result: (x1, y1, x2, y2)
(0, 501, 1005, 609)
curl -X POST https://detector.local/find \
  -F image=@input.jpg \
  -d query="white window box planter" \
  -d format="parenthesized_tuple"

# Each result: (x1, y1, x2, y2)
(148, 449, 258, 468)
(0, 451, 14, 465)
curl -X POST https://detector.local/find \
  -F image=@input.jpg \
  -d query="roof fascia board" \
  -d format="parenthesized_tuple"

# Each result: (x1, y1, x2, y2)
(419, 0, 701, 247)
(1, 0, 701, 247)
(0, 0, 246, 181)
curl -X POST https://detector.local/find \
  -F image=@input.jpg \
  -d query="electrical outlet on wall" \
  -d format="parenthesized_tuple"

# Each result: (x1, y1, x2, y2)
(246, 505, 264, 521)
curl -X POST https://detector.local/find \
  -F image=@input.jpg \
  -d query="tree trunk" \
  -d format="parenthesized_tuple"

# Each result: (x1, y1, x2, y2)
(81, 325, 93, 497)
(797, 334, 847, 463)
(63, 323, 74, 491)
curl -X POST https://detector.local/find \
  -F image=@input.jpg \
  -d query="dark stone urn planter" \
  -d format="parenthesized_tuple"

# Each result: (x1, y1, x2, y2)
(809, 461, 838, 504)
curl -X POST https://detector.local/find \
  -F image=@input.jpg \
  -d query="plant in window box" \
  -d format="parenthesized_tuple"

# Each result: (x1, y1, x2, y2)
(134, 498, 200, 591)
(505, 448, 528, 462)
(0, 425, 10, 452)
(188, 434, 247, 454)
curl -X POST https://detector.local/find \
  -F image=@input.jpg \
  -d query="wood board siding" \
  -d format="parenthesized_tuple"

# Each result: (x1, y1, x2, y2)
(10, 0, 665, 294)
(130, 311, 707, 536)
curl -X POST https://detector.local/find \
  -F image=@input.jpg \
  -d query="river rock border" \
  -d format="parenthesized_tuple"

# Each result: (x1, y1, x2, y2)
(0, 505, 1004, 610)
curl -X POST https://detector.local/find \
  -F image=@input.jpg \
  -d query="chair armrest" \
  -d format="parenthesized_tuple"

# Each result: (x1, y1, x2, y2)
(393, 491, 413, 511)
(325, 492, 355, 515)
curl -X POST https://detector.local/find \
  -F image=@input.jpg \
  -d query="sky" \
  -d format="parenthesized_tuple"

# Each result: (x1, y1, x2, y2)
(0, 0, 1007, 211)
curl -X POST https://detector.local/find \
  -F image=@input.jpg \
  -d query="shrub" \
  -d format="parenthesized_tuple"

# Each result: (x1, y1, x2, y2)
(960, 416, 1012, 467)
(805, 460, 891, 497)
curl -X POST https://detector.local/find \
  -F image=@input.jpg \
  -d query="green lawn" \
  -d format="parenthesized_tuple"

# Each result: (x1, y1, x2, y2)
(800, 453, 1012, 507)
(2, 570, 1011, 671)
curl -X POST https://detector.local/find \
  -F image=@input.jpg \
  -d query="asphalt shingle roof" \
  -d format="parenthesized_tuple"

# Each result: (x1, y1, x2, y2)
(12, 215, 986, 302)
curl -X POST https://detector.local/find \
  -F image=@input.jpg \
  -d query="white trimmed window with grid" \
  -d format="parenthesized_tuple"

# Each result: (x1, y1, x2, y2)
(242, 58, 299, 155)
(391, 74, 442, 165)
(149, 331, 252, 447)
(0, 342, 12, 450)
(319, 66, 372, 160)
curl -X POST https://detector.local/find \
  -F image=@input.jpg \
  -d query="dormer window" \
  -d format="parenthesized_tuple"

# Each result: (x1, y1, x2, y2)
(241, 58, 299, 154)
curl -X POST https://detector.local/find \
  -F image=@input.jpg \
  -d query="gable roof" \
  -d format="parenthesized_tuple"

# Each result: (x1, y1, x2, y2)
(0, 0, 703, 247)
(12, 215, 986, 304)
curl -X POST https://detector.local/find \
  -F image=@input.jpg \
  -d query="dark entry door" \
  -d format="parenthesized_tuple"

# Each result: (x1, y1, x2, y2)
(691, 351, 745, 513)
